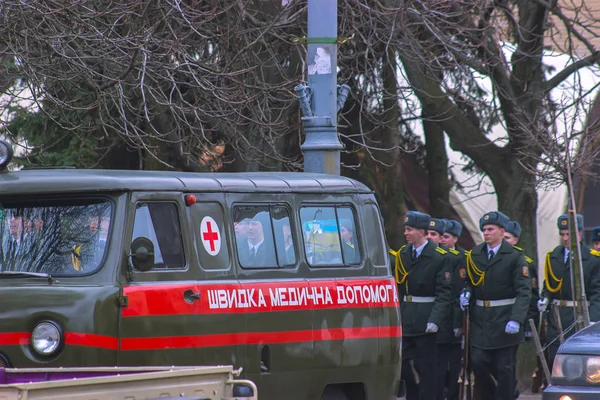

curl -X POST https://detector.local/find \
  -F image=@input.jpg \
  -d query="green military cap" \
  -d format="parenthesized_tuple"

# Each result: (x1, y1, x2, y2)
(428, 218, 446, 234)
(557, 213, 584, 231)
(505, 221, 521, 238)
(404, 211, 431, 230)
(444, 219, 463, 237)
(479, 211, 509, 231)
(592, 226, 600, 242)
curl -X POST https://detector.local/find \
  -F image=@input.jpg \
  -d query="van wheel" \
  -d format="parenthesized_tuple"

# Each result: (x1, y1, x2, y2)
(320, 386, 348, 400)
(320, 384, 366, 400)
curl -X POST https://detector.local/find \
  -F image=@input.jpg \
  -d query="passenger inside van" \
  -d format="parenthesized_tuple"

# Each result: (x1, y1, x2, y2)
(235, 210, 277, 268)
(340, 219, 359, 264)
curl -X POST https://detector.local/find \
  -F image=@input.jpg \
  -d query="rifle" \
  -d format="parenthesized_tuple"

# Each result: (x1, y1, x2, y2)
(531, 311, 547, 393)
(459, 307, 471, 400)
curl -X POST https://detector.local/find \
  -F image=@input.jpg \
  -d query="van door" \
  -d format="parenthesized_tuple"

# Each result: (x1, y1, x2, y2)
(118, 192, 204, 366)
(230, 199, 314, 400)
(186, 193, 244, 371)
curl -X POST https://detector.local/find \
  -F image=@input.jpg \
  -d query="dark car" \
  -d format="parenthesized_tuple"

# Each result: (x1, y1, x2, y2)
(543, 322, 600, 399)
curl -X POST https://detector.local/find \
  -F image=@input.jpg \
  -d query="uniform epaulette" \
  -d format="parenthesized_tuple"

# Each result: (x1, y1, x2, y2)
(435, 247, 447, 255)
(449, 248, 459, 255)
(591, 249, 600, 257)
(514, 245, 524, 252)
(525, 255, 533, 264)
(388, 245, 406, 255)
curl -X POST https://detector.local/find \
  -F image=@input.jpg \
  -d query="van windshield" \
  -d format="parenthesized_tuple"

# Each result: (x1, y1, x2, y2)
(0, 199, 112, 275)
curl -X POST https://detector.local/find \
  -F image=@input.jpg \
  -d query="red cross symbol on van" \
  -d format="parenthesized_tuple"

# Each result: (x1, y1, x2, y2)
(201, 217, 221, 256)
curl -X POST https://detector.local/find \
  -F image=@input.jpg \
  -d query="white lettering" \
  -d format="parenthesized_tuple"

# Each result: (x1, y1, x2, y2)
(238, 289, 247, 308)
(346, 286, 355, 303)
(324, 288, 333, 304)
(313, 287, 324, 305)
(379, 285, 388, 302)
(298, 287, 308, 306)
(288, 287, 299, 306)
(353, 286, 362, 303)
(337, 286, 347, 304)
(258, 289, 266, 307)
(362, 285, 371, 303)
(207, 290, 218, 309)
(279, 288, 289, 306)
(218, 290, 228, 308)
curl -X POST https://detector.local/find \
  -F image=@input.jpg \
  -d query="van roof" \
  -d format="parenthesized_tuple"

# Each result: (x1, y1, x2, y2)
(0, 170, 373, 196)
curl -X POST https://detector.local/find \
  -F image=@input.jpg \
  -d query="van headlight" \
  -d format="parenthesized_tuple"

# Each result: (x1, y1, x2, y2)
(31, 321, 62, 356)
(553, 354, 600, 384)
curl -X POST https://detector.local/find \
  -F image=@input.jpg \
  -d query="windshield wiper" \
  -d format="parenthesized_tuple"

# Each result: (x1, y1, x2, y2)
(0, 271, 54, 283)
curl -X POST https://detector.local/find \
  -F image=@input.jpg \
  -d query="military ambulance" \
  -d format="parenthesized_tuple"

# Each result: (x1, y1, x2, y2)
(0, 141, 401, 400)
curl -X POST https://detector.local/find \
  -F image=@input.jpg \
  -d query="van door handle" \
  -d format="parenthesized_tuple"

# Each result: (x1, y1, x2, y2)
(183, 290, 201, 303)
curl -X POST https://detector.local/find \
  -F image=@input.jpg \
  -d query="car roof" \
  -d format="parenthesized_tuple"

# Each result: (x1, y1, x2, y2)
(0, 170, 373, 196)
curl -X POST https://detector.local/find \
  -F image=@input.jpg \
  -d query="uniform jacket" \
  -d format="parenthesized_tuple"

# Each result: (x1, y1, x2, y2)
(397, 240, 452, 337)
(541, 243, 600, 342)
(436, 245, 466, 344)
(466, 240, 532, 349)
(514, 246, 540, 336)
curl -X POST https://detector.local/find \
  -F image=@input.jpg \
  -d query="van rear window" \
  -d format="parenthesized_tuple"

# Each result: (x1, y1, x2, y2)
(0, 199, 112, 275)
(300, 206, 361, 267)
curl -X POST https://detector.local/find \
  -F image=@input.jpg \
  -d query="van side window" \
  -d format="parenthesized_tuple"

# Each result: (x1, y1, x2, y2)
(234, 206, 277, 268)
(132, 203, 185, 270)
(337, 207, 360, 265)
(362, 203, 386, 266)
(300, 206, 361, 267)
(233, 205, 295, 269)
(271, 206, 296, 266)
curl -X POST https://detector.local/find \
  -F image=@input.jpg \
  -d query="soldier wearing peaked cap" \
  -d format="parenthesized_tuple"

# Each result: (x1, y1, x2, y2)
(538, 214, 600, 370)
(459, 211, 531, 400)
(389, 211, 452, 400)
(427, 218, 465, 400)
(591, 226, 600, 251)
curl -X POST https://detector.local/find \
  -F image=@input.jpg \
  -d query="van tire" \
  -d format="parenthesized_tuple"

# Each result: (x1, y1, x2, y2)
(320, 383, 366, 400)
(320, 386, 348, 400)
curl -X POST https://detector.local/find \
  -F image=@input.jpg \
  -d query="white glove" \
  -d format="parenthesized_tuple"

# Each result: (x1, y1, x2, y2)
(505, 320, 520, 334)
(453, 328, 462, 337)
(459, 292, 470, 311)
(537, 297, 549, 313)
(426, 322, 439, 333)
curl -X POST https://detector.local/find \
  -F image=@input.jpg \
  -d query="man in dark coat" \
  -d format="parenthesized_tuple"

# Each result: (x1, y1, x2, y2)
(392, 211, 452, 400)
(591, 226, 600, 251)
(538, 214, 600, 370)
(459, 211, 531, 400)
(428, 218, 465, 400)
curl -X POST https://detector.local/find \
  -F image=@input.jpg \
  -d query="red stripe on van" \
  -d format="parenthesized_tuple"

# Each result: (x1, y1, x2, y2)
(0, 332, 29, 345)
(122, 278, 399, 317)
(0, 332, 118, 350)
(65, 332, 119, 350)
(119, 326, 402, 351)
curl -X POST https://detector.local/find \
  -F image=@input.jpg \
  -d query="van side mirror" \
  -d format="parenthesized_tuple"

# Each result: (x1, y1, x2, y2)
(130, 237, 155, 272)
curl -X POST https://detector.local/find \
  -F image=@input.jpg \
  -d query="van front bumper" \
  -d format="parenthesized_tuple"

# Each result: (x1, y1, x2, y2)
(543, 384, 600, 399)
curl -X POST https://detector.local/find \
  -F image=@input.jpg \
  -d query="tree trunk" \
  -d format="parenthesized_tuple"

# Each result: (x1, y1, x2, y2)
(374, 48, 406, 250)
(423, 109, 452, 218)
(494, 165, 538, 258)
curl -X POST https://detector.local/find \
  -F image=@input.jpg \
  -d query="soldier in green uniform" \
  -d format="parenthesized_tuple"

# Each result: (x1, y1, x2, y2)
(427, 219, 465, 400)
(591, 226, 600, 251)
(504, 220, 538, 399)
(537, 214, 600, 370)
(391, 211, 452, 400)
(459, 211, 531, 400)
